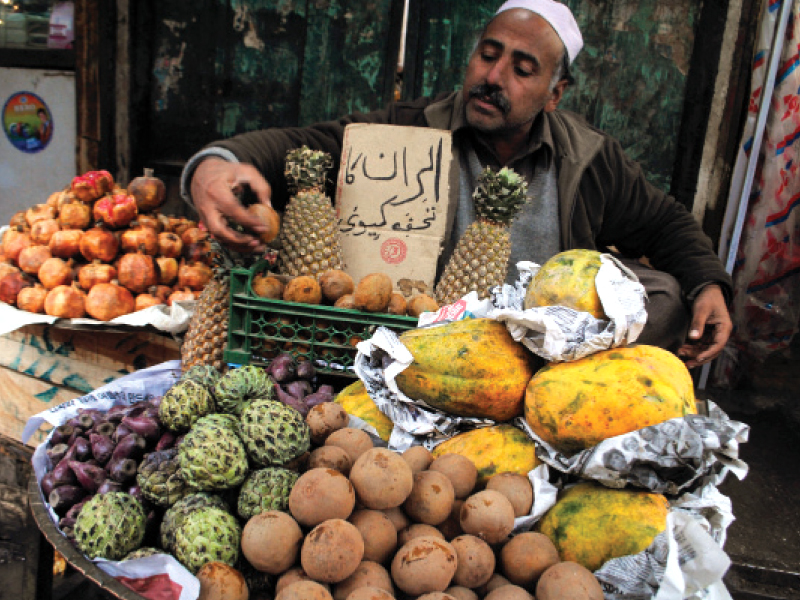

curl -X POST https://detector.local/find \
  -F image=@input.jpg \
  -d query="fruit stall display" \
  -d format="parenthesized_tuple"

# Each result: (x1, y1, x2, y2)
(0, 168, 213, 322)
(26, 152, 742, 600)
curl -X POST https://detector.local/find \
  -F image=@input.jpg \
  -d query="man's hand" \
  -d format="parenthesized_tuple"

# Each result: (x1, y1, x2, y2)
(189, 158, 273, 253)
(677, 284, 733, 368)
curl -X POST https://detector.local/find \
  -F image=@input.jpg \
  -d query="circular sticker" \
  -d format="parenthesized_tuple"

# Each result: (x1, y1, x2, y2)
(3, 91, 54, 154)
(380, 237, 407, 265)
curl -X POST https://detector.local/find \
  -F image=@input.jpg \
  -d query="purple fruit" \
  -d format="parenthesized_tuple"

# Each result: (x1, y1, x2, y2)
(120, 415, 161, 444)
(127, 485, 145, 504)
(48, 485, 88, 516)
(155, 430, 178, 452)
(51, 459, 78, 488)
(112, 422, 133, 444)
(304, 387, 334, 409)
(106, 404, 133, 423)
(284, 380, 313, 400)
(72, 436, 92, 461)
(67, 413, 94, 431)
(49, 424, 75, 446)
(46, 443, 69, 466)
(296, 360, 316, 381)
(111, 433, 146, 463)
(59, 516, 76, 531)
(107, 458, 138, 483)
(268, 353, 297, 383)
(64, 498, 89, 520)
(89, 433, 115, 465)
(69, 460, 108, 493)
(96, 480, 123, 495)
(40, 472, 58, 498)
(275, 385, 309, 417)
(93, 421, 116, 438)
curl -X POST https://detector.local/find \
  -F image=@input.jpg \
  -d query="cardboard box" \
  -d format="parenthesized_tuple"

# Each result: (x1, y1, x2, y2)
(335, 124, 452, 295)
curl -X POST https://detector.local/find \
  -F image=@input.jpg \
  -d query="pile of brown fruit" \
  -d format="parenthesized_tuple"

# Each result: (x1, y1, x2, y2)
(242, 410, 605, 600)
(252, 269, 440, 319)
(0, 169, 214, 321)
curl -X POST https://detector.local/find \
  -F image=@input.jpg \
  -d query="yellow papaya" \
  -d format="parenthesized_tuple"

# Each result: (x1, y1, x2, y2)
(431, 424, 538, 486)
(523, 249, 605, 317)
(335, 380, 394, 442)
(395, 318, 541, 421)
(537, 481, 669, 571)
(524, 345, 696, 454)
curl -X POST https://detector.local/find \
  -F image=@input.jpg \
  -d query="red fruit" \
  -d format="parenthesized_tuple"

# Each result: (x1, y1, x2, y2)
(93, 193, 138, 229)
(3, 227, 33, 265)
(49, 229, 84, 259)
(157, 232, 183, 258)
(44, 283, 87, 318)
(78, 260, 117, 290)
(80, 227, 119, 262)
(58, 198, 93, 230)
(25, 203, 57, 227)
(18, 245, 52, 276)
(127, 168, 166, 212)
(155, 257, 178, 286)
(38, 257, 74, 289)
(118, 250, 158, 294)
(71, 170, 114, 203)
(177, 260, 212, 291)
(120, 226, 158, 255)
(16, 283, 47, 313)
(85, 281, 135, 321)
(30, 218, 60, 245)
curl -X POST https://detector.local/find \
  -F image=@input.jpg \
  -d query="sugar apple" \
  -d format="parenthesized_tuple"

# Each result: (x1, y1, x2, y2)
(237, 467, 299, 519)
(180, 364, 222, 393)
(240, 398, 310, 467)
(172, 506, 241, 574)
(214, 365, 274, 415)
(73, 492, 145, 560)
(159, 379, 216, 432)
(178, 414, 249, 491)
(124, 547, 166, 561)
(137, 448, 188, 507)
(160, 492, 230, 552)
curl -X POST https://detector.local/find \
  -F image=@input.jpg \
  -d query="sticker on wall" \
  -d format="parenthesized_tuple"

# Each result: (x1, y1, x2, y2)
(3, 91, 54, 154)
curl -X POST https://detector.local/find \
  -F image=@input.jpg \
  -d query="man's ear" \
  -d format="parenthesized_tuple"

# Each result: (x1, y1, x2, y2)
(544, 79, 568, 112)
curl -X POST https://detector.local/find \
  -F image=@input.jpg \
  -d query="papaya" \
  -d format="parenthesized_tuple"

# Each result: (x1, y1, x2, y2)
(524, 345, 696, 455)
(524, 249, 605, 317)
(431, 424, 539, 486)
(395, 318, 541, 421)
(537, 481, 669, 571)
(335, 380, 394, 442)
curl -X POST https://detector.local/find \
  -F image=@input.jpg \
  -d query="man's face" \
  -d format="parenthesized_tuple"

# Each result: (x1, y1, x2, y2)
(462, 9, 567, 141)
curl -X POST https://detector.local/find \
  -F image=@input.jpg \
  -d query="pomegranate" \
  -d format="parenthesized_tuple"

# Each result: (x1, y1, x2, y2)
(71, 170, 114, 203)
(151, 285, 172, 304)
(77, 260, 116, 290)
(39, 257, 74, 289)
(128, 168, 166, 212)
(25, 203, 57, 227)
(168, 287, 198, 305)
(168, 217, 196, 237)
(44, 283, 87, 318)
(58, 198, 93, 230)
(17, 284, 48, 314)
(155, 256, 178, 286)
(134, 290, 163, 311)
(157, 232, 183, 258)
(30, 218, 61, 245)
(18, 245, 52, 276)
(46, 188, 69, 210)
(180, 227, 208, 246)
(134, 213, 162, 232)
(93, 193, 138, 229)
(0, 271, 33, 305)
(118, 250, 158, 294)
(0, 262, 20, 279)
(80, 227, 119, 263)
(85, 281, 135, 321)
(247, 203, 281, 243)
(120, 227, 158, 255)
(9, 211, 28, 230)
(49, 229, 84, 259)
(183, 240, 214, 266)
(177, 260, 212, 291)
(3, 227, 33, 265)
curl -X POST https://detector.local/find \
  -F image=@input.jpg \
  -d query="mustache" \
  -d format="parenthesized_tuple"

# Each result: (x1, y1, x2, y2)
(468, 84, 510, 113)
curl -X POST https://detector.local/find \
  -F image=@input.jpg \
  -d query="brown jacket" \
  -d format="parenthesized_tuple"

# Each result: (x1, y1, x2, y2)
(211, 91, 731, 300)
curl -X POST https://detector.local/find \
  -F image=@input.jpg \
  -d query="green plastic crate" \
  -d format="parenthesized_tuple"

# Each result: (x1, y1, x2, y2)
(224, 262, 418, 376)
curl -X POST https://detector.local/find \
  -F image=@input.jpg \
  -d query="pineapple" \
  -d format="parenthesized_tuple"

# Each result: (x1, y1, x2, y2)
(434, 166, 528, 305)
(277, 146, 345, 276)
(181, 240, 267, 373)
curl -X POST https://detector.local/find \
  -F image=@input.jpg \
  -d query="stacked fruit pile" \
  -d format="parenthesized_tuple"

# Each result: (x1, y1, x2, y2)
(0, 168, 214, 321)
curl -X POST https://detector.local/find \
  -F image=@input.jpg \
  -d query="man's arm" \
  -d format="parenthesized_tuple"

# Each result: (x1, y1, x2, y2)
(678, 283, 733, 367)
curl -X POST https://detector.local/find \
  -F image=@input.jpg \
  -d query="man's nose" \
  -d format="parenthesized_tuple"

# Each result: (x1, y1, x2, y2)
(485, 59, 505, 87)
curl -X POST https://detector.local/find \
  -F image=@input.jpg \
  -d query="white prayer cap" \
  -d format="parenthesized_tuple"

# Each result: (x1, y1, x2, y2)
(495, 0, 583, 64)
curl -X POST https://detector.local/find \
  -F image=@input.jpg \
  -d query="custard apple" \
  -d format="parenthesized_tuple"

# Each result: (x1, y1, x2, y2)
(73, 492, 145, 560)
(159, 379, 216, 432)
(178, 415, 248, 491)
(137, 448, 187, 507)
(124, 547, 165, 561)
(240, 399, 310, 467)
(237, 467, 299, 519)
(172, 506, 241, 573)
(214, 365, 274, 415)
(160, 492, 229, 552)
(180, 364, 222, 393)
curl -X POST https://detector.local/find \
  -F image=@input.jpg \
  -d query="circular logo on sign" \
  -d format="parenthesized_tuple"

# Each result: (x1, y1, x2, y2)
(380, 238, 407, 264)
(3, 91, 54, 154)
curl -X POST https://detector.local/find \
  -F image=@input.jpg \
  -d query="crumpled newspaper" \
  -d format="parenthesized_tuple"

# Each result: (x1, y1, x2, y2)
(491, 255, 648, 362)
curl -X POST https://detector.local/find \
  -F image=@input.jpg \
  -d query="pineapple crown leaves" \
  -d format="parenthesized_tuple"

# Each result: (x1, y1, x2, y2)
(472, 166, 529, 225)
(208, 237, 275, 275)
(285, 146, 333, 194)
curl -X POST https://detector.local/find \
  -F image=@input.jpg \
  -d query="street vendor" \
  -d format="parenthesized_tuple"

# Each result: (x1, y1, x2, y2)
(180, 0, 733, 368)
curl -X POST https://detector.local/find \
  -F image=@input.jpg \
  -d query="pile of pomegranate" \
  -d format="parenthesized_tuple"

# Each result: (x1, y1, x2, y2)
(0, 169, 215, 321)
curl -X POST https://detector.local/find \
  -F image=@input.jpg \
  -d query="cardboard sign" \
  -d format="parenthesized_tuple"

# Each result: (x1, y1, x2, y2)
(335, 124, 452, 295)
